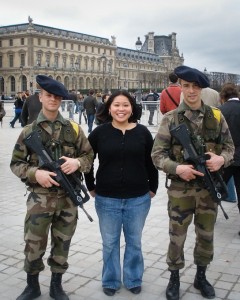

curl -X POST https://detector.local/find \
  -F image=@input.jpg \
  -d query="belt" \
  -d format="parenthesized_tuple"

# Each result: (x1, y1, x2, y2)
(27, 185, 65, 194)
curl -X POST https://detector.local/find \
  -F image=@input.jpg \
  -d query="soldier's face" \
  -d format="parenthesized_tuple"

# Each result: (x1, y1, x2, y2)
(181, 80, 202, 108)
(39, 90, 62, 112)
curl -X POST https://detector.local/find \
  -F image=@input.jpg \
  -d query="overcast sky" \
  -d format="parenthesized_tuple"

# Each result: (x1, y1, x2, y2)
(1, 0, 239, 74)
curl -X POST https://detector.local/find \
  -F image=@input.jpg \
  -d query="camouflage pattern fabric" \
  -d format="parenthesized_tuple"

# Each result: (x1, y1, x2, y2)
(10, 111, 94, 184)
(10, 111, 94, 274)
(151, 102, 234, 270)
(152, 102, 234, 175)
(166, 181, 217, 270)
(24, 188, 77, 274)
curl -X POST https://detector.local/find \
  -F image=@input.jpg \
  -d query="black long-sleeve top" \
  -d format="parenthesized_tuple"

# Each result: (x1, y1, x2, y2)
(219, 99, 240, 165)
(84, 123, 158, 198)
(14, 97, 24, 109)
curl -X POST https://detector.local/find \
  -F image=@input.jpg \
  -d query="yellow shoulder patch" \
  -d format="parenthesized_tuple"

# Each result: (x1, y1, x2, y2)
(211, 107, 221, 123)
(70, 121, 79, 136)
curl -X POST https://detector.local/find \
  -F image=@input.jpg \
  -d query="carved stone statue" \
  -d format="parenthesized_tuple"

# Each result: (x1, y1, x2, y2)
(28, 16, 33, 24)
(111, 35, 116, 46)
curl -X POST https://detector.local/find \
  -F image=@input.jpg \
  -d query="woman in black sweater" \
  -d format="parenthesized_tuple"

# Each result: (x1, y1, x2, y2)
(85, 90, 158, 296)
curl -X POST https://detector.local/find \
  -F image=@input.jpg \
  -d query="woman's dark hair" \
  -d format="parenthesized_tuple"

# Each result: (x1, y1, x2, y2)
(102, 93, 108, 103)
(96, 90, 139, 123)
(220, 82, 239, 102)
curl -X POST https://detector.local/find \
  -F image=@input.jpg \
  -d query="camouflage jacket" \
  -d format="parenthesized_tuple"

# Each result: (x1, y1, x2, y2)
(151, 101, 235, 176)
(10, 111, 94, 185)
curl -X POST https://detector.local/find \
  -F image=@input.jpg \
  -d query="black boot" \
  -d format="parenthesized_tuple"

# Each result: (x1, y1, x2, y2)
(49, 273, 69, 300)
(166, 270, 180, 300)
(16, 273, 41, 300)
(194, 266, 215, 299)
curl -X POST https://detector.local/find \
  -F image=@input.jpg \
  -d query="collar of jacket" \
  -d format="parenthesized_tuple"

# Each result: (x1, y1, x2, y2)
(177, 100, 205, 114)
(36, 111, 68, 126)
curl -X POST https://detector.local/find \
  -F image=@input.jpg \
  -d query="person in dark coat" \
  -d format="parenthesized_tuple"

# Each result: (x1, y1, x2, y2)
(219, 82, 240, 213)
(144, 90, 158, 125)
(21, 90, 42, 126)
(9, 92, 24, 128)
(83, 89, 98, 133)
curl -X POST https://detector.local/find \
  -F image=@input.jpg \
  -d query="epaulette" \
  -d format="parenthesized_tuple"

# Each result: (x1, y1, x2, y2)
(211, 107, 221, 123)
(69, 120, 79, 136)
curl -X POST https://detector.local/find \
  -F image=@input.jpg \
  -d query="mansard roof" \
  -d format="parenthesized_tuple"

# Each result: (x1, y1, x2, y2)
(0, 23, 112, 45)
(142, 35, 173, 56)
(116, 47, 161, 63)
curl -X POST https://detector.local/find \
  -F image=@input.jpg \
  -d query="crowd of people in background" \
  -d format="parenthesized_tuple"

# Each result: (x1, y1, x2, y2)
(1, 67, 240, 300)
(2, 79, 239, 208)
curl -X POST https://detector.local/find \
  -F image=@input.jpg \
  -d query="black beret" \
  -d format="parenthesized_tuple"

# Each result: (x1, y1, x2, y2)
(174, 66, 210, 88)
(36, 75, 68, 99)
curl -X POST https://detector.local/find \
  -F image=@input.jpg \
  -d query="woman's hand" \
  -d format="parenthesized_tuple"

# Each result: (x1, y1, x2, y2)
(89, 190, 96, 198)
(149, 191, 156, 198)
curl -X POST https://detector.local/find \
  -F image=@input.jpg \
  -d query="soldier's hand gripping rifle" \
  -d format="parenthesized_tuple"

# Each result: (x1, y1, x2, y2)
(170, 123, 229, 219)
(23, 130, 93, 222)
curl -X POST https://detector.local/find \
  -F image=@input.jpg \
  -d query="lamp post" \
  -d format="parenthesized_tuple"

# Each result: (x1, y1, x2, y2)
(135, 37, 142, 92)
(100, 54, 107, 92)
(204, 67, 211, 87)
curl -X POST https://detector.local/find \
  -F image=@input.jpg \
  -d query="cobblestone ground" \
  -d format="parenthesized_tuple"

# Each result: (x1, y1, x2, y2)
(0, 102, 239, 300)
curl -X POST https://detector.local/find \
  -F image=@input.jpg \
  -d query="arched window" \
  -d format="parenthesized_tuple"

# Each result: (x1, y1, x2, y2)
(10, 76, 16, 93)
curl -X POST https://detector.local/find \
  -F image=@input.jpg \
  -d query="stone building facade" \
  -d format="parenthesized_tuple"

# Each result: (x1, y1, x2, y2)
(0, 18, 184, 96)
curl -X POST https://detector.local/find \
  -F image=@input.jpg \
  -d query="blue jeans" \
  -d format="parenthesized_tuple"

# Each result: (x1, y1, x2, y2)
(87, 113, 95, 133)
(95, 193, 151, 290)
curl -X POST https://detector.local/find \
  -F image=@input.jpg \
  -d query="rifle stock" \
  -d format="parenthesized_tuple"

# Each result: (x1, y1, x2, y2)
(170, 123, 229, 219)
(23, 130, 93, 222)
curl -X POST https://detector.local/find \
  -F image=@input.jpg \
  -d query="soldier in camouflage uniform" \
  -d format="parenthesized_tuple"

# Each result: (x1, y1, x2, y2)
(10, 75, 94, 300)
(151, 66, 234, 300)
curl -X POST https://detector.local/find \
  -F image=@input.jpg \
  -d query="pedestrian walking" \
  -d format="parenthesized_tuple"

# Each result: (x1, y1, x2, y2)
(21, 90, 42, 126)
(77, 93, 87, 124)
(10, 92, 24, 128)
(144, 90, 158, 125)
(83, 89, 98, 133)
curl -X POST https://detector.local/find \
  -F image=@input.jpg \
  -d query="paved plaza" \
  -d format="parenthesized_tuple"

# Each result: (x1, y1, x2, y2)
(0, 102, 240, 300)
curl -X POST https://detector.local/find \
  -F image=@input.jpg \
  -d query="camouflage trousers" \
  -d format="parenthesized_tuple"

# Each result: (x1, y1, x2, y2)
(166, 181, 218, 271)
(23, 187, 78, 274)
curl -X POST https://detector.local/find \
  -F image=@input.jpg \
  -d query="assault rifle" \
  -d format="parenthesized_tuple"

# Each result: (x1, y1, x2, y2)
(170, 123, 229, 219)
(23, 130, 93, 222)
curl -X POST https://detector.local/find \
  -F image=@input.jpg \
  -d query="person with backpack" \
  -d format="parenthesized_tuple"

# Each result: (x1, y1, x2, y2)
(160, 72, 181, 114)
(151, 66, 234, 300)
(144, 90, 158, 125)
(10, 75, 93, 300)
